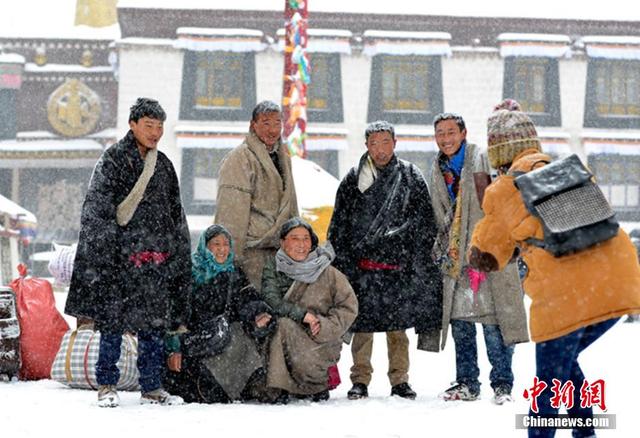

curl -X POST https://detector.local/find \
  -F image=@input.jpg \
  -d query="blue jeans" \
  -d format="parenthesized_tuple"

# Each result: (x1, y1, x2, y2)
(528, 318, 618, 438)
(96, 329, 164, 393)
(451, 319, 514, 394)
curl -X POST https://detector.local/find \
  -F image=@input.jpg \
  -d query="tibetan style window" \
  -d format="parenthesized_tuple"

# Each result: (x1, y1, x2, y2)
(306, 53, 343, 123)
(589, 154, 640, 221)
(503, 57, 561, 126)
(180, 51, 256, 121)
(180, 148, 230, 215)
(368, 55, 443, 125)
(584, 59, 640, 129)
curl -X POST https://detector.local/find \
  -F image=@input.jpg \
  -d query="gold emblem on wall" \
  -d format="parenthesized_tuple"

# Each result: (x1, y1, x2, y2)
(47, 79, 101, 137)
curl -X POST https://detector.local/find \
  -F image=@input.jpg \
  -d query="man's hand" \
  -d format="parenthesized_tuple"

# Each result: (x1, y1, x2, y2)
(255, 312, 272, 328)
(303, 312, 321, 337)
(468, 246, 499, 272)
(167, 352, 182, 372)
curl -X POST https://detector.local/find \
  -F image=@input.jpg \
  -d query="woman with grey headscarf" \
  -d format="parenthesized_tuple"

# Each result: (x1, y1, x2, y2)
(262, 217, 358, 402)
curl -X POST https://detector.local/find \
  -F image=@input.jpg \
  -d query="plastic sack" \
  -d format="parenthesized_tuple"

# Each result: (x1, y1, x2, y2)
(9, 264, 69, 380)
(48, 243, 77, 288)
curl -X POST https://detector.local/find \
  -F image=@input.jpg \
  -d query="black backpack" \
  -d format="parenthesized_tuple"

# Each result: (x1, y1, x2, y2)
(513, 154, 619, 257)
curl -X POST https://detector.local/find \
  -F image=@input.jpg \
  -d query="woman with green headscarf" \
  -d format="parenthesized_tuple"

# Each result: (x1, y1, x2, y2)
(164, 225, 275, 403)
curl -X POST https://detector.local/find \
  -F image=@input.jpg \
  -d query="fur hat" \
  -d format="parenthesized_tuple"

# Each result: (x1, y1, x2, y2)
(487, 101, 541, 169)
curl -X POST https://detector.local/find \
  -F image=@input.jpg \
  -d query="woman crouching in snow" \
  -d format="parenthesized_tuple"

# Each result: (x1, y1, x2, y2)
(262, 217, 358, 403)
(163, 225, 276, 403)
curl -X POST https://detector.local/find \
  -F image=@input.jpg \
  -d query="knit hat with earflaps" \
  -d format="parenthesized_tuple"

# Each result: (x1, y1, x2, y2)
(487, 100, 541, 169)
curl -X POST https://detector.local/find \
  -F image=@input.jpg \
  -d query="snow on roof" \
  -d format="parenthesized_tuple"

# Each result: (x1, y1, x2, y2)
(497, 33, 572, 58)
(115, 37, 175, 48)
(497, 33, 571, 43)
(176, 28, 264, 38)
(582, 36, 640, 45)
(363, 31, 451, 41)
(117, 0, 640, 22)
(0, 194, 37, 223)
(24, 63, 114, 73)
(0, 139, 104, 152)
(306, 127, 349, 136)
(581, 130, 640, 140)
(1, 0, 120, 40)
(0, 53, 26, 64)
(276, 29, 353, 38)
(174, 124, 248, 134)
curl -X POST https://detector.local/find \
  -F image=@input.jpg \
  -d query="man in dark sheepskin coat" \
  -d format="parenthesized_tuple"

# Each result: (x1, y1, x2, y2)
(66, 98, 191, 408)
(328, 120, 442, 401)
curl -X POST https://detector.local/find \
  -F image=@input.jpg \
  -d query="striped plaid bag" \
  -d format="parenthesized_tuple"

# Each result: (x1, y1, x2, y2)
(50, 327, 140, 390)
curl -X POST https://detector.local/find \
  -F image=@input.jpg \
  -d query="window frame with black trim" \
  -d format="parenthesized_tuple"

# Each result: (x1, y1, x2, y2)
(588, 153, 640, 221)
(367, 55, 443, 125)
(179, 50, 256, 121)
(306, 53, 344, 123)
(503, 56, 561, 127)
(584, 59, 640, 129)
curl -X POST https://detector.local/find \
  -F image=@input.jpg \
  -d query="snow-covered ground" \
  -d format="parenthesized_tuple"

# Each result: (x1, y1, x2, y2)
(0, 293, 637, 437)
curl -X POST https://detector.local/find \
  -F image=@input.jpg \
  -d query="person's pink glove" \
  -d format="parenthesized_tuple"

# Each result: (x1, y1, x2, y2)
(467, 267, 487, 294)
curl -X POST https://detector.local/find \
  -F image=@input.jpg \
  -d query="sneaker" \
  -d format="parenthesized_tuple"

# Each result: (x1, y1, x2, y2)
(492, 384, 513, 405)
(311, 390, 330, 402)
(140, 388, 184, 406)
(347, 383, 368, 400)
(390, 382, 417, 400)
(439, 382, 479, 401)
(624, 314, 640, 323)
(97, 385, 120, 408)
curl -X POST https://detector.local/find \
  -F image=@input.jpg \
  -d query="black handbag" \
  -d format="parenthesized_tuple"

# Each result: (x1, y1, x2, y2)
(182, 290, 233, 358)
(514, 154, 619, 257)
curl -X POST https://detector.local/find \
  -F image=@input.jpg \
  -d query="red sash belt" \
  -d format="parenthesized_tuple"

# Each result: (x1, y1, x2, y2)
(129, 251, 170, 268)
(358, 258, 402, 271)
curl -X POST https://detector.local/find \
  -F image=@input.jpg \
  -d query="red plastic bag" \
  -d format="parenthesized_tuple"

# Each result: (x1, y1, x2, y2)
(9, 264, 69, 380)
(327, 364, 341, 390)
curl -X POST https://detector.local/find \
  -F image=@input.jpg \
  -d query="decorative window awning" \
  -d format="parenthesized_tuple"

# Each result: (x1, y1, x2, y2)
(582, 36, 640, 60)
(0, 138, 103, 163)
(305, 127, 349, 151)
(582, 130, 640, 155)
(497, 33, 571, 58)
(362, 30, 452, 57)
(176, 125, 349, 151)
(538, 129, 572, 155)
(175, 124, 247, 149)
(276, 28, 352, 54)
(174, 28, 267, 52)
(0, 55, 24, 89)
(394, 127, 438, 152)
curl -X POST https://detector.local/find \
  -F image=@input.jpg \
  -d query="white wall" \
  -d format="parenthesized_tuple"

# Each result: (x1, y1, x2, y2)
(443, 51, 503, 148)
(339, 53, 371, 176)
(559, 55, 588, 158)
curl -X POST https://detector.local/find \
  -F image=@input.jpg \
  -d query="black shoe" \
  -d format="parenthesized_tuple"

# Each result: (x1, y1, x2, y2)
(271, 390, 289, 405)
(347, 383, 368, 400)
(391, 382, 417, 400)
(311, 390, 330, 402)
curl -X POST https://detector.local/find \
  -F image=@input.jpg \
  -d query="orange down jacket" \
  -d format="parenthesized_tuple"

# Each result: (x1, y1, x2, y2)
(470, 149, 640, 342)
